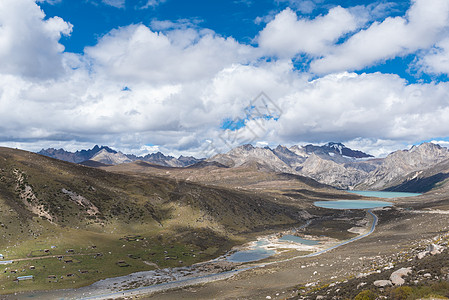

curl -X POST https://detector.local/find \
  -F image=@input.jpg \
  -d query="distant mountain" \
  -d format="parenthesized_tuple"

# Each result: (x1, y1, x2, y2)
(272, 145, 306, 169)
(38, 145, 116, 163)
(303, 142, 373, 159)
(207, 142, 375, 189)
(208, 142, 449, 191)
(211, 144, 292, 173)
(178, 155, 203, 166)
(38, 145, 203, 167)
(142, 152, 183, 167)
(89, 149, 133, 165)
(355, 142, 449, 191)
(39, 142, 449, 192)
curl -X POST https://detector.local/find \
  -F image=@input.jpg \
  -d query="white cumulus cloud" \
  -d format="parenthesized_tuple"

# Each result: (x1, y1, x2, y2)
(2, 0, 449, 157)
(310, 0, 449, 74)
(417, 38, 449, 75)
(141, 0, 166, 9)
(0, 0, 72, 79)
(102, 0, 125, 8)
(258, 7, 360, 58)
(85, 25, 257, 83)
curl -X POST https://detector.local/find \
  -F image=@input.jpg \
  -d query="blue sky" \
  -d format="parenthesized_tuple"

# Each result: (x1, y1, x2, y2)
(38, 1, 407, 50)
(40, 0, 414, 80)
(1, 0, 449, 157)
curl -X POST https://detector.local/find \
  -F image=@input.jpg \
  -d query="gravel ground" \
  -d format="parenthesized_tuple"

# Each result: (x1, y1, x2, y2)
(148, 201, 449, 300)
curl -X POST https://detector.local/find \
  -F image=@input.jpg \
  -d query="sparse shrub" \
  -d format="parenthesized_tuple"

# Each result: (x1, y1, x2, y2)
(354, 290, 377, 300)
(390, 286, 413, 300)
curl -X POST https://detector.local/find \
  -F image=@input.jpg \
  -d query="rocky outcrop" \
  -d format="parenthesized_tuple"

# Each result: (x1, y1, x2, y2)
(61, 189, 100, 217)
(13, 169, 54, 222)
(418, 243, 445, 259)
(390, 267, 412, 285)
(373, 280, 392, 287)
(427, 243, 444, 255)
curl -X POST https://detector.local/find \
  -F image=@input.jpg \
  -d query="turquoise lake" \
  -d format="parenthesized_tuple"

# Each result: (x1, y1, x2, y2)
(347, 190, 422, 198)
(314, 190, 421, 209)
(229, 191, 421, 262)
(278, 235, 319, 245)
(226, 235, 319, 263)
(226, 248, 275, 263)
(227, 240, 275, 263)
(314, 200, 393, 209)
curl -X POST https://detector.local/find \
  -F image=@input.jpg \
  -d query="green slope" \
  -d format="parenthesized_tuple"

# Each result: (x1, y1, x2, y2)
(0, 147, 306, 294)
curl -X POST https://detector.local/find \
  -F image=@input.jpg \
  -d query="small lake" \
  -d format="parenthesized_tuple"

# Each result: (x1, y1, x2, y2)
(347, 190, 422, 198)
(314, 200, 393, 209)
(226, 235, 319, 263)
(278, 235, 319, 245)
(226, 240, 275, 263)
(314, 190, 421, 209)
(226, 248, 275, 263)
(229, 190, 422, 262)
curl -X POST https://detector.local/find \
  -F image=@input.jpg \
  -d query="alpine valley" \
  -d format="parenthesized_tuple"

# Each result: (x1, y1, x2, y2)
(1, 142, 449, 299)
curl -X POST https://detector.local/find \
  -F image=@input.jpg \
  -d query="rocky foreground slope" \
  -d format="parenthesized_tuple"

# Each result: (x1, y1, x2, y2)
(290, 232, 449, 299)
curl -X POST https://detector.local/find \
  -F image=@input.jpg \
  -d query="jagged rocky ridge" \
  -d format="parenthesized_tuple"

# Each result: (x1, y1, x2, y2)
(39, 142, 449, 191)
(38, 145, 117, 164)
(208, 142, 449, 190)
(39, 146, 203, 167)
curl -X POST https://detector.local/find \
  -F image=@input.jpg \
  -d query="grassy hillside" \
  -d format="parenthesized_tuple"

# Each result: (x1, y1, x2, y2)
(0, 147, 313, 294)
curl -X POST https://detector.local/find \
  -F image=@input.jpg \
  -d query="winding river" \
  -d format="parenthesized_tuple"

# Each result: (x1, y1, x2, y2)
(10, 191, 420, 300)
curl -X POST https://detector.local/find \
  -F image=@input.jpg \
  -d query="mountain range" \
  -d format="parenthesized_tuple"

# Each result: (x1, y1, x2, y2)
(38, 142, 449, 192)
(209, 142, 449, 191)
(3, 142, 449, 296)
(39, 146, 203, 167)
(2, 145, 339, 295)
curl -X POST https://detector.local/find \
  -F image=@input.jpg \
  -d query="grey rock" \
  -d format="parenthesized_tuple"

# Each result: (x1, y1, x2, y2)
(417, 251, 428, 259)
(373, 280, 392, 287)
(427, 243, 444, 255)
(390, 267, 412, 286)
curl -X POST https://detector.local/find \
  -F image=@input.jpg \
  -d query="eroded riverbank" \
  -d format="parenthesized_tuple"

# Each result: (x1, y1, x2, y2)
(9, 208, 380, 300)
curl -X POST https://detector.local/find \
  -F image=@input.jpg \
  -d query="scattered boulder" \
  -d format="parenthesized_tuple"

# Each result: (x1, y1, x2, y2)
(357, 282, 367, 289)
(390, 267, 412, 285)
(417, 251, 428, 259)
(374, 280, 392, 287)
(427, 244, 444, 255)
